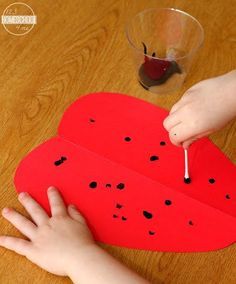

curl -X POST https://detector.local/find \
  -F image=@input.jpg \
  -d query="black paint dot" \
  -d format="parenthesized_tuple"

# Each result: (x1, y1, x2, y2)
(124, 137, 131, 142)
(189, 220, 194, 226)
(209, 178, 215, 184)
(143, 210, 153, 219)
(184, 177, 191, 184)
(149, 231, 155, 235)
(106, 184, 111, 188)
(89, 181, 97, 189)
(89, 118, 95, 123)
(160, 141, 166, 146)
(121, 216, 127, 221)
(54, 160, 62, 166)
(116, 183, 125, 190)
(150, 155, 159, 161)
(225, 194, 231, 199)
(165, 200, 172, 206)
(113, 214, 118, 218)
(54, 156, 67, 166)
(116, 203, 123, 209)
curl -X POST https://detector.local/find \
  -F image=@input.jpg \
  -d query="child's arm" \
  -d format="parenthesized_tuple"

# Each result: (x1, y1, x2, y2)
(163, 70, 236, 148)
(0, 187, 148, 284)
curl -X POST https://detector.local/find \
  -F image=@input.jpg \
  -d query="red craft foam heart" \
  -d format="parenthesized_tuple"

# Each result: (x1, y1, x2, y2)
(14, 93, 236, 252)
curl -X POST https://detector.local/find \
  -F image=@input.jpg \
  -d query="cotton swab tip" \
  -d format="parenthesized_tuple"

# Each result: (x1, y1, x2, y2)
(184, 149, 191, 184)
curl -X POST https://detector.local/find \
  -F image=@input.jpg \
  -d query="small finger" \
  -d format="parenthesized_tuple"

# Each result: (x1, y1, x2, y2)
(2, 208, 36, 239)
(182, 138, 198, 149)
(169, 122, 209, 147)
(169, 132, 182, 147)
(169, 123, 195, 146)
(47, 187, 67, 217)
(18, 192, 48, 226)
(67, 205, 87, 225)
(0, 235, 31, 256)
(163, 112, 181, 132)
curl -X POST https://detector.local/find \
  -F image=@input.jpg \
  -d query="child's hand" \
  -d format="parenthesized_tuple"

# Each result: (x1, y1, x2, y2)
(0, 188, 148, 284)
(0, 187, 95, 276)
(163, 70, 236, 148)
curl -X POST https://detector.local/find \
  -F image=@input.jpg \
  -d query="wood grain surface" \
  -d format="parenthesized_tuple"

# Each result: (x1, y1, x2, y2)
(0, 0, 235, 283)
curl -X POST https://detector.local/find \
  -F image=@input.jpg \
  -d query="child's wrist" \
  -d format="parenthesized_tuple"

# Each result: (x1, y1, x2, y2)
(219, 70, 236, 114)
(226, 69, 236, 87)
(66, 243, 101, 281)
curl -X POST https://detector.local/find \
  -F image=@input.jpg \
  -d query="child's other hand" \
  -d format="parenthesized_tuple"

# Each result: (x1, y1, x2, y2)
(0, 187, 95, 276)
(163, 70, 236, 148)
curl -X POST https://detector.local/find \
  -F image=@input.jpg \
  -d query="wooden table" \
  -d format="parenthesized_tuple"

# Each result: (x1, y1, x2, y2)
(0, 0, 235, 283)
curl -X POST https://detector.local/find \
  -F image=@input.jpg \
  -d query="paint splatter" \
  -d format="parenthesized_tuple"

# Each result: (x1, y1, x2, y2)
(150, 155, 159, 161)
(117, 183, 125, 190)
(54, 156, 67, 166)
(165, 200, 172, 206)
(124, 137, 131, 142)
(116, 203, 123, 209)
(89, 181, 97, 189)
(143, 210, 153, 219)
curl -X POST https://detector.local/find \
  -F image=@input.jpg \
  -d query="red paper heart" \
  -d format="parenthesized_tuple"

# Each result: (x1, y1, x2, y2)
(14, 93, 236, 252)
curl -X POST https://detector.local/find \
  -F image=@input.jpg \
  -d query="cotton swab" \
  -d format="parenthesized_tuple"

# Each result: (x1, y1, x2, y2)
(184, 149, 191, 184)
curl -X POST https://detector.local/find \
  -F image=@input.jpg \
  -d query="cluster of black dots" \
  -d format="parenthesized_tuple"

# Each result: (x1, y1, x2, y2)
(123, 133, 166, 161)
(53, 157, 222, 197)
(121, 138, 160, 146)
(87, 118, 226, 188)
(113, 203, 127, 221)
(89, 181, 125, 190)
(208, 178, 229, 199)
(53, 118, 231, 237)
(149, 141, 163, 161)
(89, 116, 166, 164)
(142, 199, 194, 235)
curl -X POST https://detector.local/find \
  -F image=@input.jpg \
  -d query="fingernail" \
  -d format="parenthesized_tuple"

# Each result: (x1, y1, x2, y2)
(48, 186, 56, 192)
(18, 192, 27, 200)
(2, 208, 10, 215)
(69, 204, 77, 210)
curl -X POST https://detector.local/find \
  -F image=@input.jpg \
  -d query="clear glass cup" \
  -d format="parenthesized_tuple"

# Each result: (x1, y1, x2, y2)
(126, 8, 204, 94)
